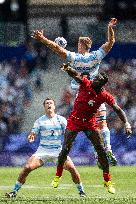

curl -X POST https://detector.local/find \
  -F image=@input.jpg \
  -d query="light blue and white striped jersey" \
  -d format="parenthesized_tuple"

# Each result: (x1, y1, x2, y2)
(66, 47, 107, 89)
(31, 114, 67, 150)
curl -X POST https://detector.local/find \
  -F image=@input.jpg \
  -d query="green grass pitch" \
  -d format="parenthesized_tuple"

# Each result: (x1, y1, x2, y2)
(0, 166, 136, 204)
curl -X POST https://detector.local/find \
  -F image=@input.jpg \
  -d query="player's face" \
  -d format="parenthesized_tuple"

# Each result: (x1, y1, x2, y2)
(44, 100, 55, 113)
(93, 73, 106, 87)
(78, 38, 92, 53)
(78, 41, 86, 53)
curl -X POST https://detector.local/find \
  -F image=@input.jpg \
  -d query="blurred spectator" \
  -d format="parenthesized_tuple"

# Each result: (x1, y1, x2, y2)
(37, 45, 48, 70)
(24, 41, 38, 73)
(0, 55, 33, 135)
(60, 15, 69, 39)
(57, 85, 75, 118)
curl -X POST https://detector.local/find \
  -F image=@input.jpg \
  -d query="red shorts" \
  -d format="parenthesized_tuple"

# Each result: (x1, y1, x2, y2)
(66, 115, 98, 132)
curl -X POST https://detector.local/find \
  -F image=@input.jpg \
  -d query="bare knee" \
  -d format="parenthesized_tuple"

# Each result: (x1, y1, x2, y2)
(24, 165, 33, 173)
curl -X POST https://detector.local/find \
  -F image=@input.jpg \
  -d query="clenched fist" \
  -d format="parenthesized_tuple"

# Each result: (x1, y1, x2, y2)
(108, 18, 118, 27)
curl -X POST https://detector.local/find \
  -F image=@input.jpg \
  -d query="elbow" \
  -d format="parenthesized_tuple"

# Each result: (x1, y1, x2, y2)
(110, 37, 115, 44)
(112, 38, 115, 44)
(108, 39, 115, 47)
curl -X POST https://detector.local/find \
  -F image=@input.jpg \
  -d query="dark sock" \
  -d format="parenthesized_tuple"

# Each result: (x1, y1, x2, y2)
(103, 172, 112, 182)
(56, 165, 63, 177)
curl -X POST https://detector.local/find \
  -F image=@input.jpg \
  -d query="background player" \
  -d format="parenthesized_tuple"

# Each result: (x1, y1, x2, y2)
(5, 98, 86, 198)
(31, 18, 118, 166)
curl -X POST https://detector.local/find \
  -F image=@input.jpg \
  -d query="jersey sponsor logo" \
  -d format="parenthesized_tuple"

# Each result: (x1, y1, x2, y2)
(88, 100, 95, 106)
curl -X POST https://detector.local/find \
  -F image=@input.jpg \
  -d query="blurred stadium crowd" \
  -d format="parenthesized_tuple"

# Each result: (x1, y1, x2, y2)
(0, 41, 47, 136)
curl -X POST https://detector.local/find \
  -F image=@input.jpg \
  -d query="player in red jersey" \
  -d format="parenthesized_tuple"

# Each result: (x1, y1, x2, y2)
(52, 63, 132, 194)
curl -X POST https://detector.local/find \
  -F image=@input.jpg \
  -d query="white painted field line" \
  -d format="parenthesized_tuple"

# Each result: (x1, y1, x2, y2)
(0, 184, 102, 190)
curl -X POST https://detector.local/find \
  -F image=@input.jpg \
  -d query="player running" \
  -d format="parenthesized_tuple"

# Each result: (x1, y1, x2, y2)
(31, 18, 118, 166)
(52, 63, 132, 194)
(5, 98, 86, 198)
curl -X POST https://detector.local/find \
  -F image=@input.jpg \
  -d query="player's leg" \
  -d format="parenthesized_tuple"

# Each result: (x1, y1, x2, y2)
(64, 156, 86, 197)
(101, 125, 117, 166)
(56, 129, 78, 176)
(96, 104, 117, 166)
(52, 129, 78, 188)
(5, 156, 44, 198)
(85, 129, 115, 194)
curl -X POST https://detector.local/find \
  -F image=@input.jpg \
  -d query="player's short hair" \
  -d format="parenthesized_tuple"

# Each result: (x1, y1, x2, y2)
(43, 97, 55, 106)
(81, 72, 90, 79)
(79, 37, 92, 49)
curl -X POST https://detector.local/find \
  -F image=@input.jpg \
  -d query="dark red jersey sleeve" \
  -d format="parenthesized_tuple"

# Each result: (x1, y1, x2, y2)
(103, 90, 116, 106)
(82, 77, 93, 87)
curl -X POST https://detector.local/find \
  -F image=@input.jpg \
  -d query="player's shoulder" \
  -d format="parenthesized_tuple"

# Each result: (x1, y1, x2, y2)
(82, 77, 92, 86)
(101, 89, 114, 98)
(101, 89, 109, 95)
(90, 47, 106, 56)
(56, 114, 67, 122)
(37, 115, 47, 121)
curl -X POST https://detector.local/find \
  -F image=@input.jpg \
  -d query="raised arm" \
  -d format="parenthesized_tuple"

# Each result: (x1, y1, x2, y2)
(112, 103, 132, 136)
(31, 30, 67, 59)
(101, 18, 117, 53)
(61, 63, 83, 83)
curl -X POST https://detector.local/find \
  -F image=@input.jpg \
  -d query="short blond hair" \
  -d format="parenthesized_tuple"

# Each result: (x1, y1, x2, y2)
(79, 37, 92, 49)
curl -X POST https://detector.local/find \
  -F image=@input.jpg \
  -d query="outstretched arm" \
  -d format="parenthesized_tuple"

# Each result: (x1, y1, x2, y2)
(61, 63, 83, 83)
(101, 18, 117, 53)
(112, 103, 132, 136)
(31, 30, 67, 59)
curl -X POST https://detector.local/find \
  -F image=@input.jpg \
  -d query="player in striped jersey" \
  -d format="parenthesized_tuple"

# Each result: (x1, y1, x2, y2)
(31, 18, 117, 166)
(5, 98, 86, 198)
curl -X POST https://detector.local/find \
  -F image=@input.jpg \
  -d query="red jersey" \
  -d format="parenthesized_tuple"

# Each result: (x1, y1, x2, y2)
(67, 77, 116, 131)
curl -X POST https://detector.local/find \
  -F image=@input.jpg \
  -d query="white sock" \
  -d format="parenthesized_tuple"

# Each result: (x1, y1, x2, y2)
(76, 182, 84, 193)
(13, 181, 22, 192)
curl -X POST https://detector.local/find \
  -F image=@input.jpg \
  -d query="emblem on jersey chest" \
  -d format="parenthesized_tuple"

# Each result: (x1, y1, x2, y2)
(88, 100, 95, 106)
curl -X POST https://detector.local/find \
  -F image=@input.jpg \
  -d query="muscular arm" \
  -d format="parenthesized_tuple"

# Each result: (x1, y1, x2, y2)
(61, 63, 83, 83)
(112, 103, 128, 123)
(31, 30, 67, 59)
(101, 18, 117, 53)
(112, 103, 132, 135)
